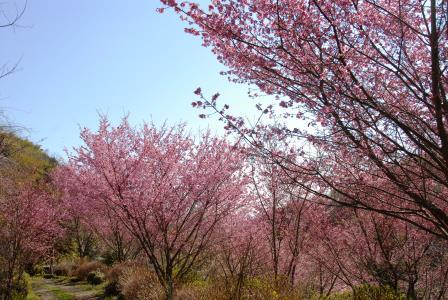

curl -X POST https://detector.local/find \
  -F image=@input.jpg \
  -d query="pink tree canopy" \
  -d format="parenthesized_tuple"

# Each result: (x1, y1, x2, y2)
(55, 117, 249, 299)
(159, 0, 448, 239)
(0, 178, 62, 297)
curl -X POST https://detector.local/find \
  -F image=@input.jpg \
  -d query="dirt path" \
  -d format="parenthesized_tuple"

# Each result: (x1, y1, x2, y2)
(31, 277, 101, 300)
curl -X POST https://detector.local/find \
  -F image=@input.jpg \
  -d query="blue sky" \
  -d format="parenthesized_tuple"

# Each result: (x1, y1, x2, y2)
(0, 0, 254, 158)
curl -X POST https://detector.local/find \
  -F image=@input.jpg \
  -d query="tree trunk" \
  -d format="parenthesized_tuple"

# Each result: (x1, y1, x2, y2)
(407, 280, 417, 300)
(5, 252, 17, 300)
(165, 278, 174, 300)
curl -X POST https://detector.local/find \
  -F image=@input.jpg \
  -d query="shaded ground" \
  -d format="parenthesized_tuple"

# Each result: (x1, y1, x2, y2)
(30, 277, 102, 300)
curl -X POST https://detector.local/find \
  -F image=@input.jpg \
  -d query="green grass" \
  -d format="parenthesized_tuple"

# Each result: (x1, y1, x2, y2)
(25, 292, 41, 300)
(29, 275, 109, 300)
(46, 287, 75, 300)
(25, 276, 41, 300)
(77, 281, 108, 296)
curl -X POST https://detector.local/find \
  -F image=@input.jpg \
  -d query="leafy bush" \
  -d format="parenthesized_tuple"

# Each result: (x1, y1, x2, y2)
(313, 285, 404, 300)
(353, 285, 404, 300)
(171, 276, 307, 300)
(9, 272, 31, 300)
(86, 270, 105, 285)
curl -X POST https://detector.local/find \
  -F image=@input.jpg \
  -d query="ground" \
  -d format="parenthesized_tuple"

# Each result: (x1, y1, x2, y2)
(29, 277, 106, 300)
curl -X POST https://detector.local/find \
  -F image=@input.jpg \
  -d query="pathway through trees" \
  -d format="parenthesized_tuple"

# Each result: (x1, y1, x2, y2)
(31, 277, 101, 300)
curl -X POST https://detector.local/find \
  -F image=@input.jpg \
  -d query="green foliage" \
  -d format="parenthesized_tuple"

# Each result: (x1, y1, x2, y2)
(352, 285, 404, 300)
(0, 130, 57, 182)
(86, 271, 105, 285)
(8, 273, 33, 300)
(172, 278, 405, 300)
(176, 267, 205, 285)
(176, 275, 304, 300)
(245, 277, 280, 299)
(312, 285, 405, 300)
(101, 250, 117, 266)
(24, 293, 40, 300)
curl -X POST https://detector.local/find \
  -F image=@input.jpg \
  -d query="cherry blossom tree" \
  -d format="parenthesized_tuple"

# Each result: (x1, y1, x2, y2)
(306, 206, 448, 298)
(159, 0, 448, 239)
(55, 173, 139, 261)
(55, 117, 249, 299)
(250, 155, 313, 286)
(212, 214, 268, 299)
(0, 179, 61, 299)
(0, 131, 61, 299)
(299, 207, 347, 296)
(87, 208, 141, 263)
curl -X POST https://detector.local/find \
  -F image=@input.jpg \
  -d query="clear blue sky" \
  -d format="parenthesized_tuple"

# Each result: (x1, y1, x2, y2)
(0, 0, 253, 158)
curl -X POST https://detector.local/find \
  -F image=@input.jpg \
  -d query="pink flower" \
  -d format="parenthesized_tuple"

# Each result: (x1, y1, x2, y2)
(194, 87, 202, 95)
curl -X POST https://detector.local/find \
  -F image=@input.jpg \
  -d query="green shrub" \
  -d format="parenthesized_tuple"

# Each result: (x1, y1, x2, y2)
(10, 273, 31, 300)
(86, 270, 105, 285)
(314, 285, 404, 300)
(353, 285, 404, 300)
(173, 276, 306, 300)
